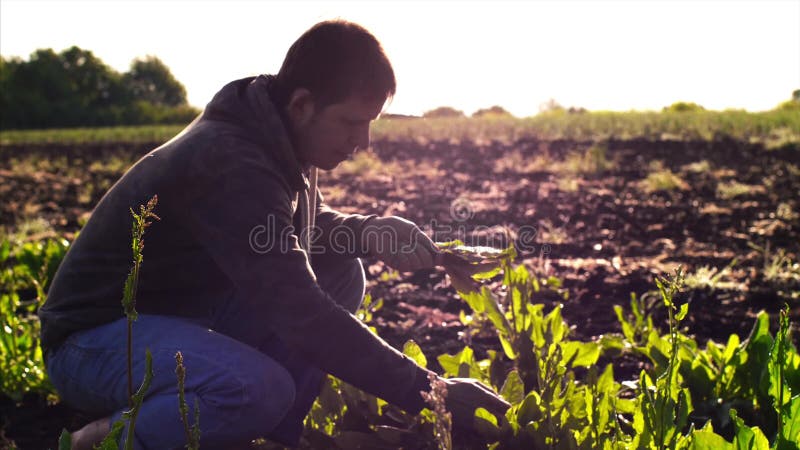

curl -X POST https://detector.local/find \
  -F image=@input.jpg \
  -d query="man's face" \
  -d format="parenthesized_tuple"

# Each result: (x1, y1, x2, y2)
(291, 93, 385, 170)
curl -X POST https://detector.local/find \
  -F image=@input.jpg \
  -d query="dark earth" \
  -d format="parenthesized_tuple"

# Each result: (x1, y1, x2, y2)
(1, 136, 798, 449)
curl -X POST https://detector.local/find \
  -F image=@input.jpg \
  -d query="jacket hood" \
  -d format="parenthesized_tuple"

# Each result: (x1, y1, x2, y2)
(202, 75, 308, 191)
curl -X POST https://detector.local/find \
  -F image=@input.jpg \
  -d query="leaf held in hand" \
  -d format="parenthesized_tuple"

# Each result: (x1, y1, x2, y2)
(436, 242, 513, 294)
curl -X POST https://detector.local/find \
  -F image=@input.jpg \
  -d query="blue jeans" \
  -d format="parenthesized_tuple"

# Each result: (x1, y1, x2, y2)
(46, 257, 366, 449)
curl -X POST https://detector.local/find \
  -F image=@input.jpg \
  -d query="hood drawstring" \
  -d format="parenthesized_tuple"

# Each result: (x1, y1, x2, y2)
(299, 166, 319, 259)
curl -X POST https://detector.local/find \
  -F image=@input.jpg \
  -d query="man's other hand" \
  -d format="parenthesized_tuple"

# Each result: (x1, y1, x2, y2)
(443, 377, 510, 431)
(363, 216, 440, 271)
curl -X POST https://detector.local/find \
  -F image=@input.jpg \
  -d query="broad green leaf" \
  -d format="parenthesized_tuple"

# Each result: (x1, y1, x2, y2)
(723, 334, 740, 363)
(560, 341, 601, 368)
(517, 391, 543, 426)
(691, 429, 733, 450)
(317, 377, 344, 414)
(511, 285, 525, 332)
(596, 390, 612, 438)
(770, 356, 793, 408)
(780, 395, 800, 447)
(740, 312, 775, 400)
(614, 305, 635, 343)
(402, 340, 427, 368)
(472, 264, 502, 280)
(730, 409, 770, 450)
(676, 302, 689, 321)
(597, 364, 615, 394)
(630, 293, 644, 322)
(474, 406, 499, 428)
(437, 353, 461, 378)
(437, 242, 515, 261)
(685, 360, 714, 396)
(545, 276, 562, 288)
(632, 404, 647, 442)
(500, 370, 525, 404)
(372, 425, 414, 445)
(676, 388, 691, 432)
(95, 420, 125, 450)
(545, 305, 566, 344)
(770, 307, 795, 410)
(747, 312, 773, 348)
(481, 287, 511, 336)
(690, 422, 733, 450)
(707, 339, 724, 363)
(498, 334, 517, 360)
(334, 431, 399, 449)
(531, 310, 545, 348)
(599, 333, 626, 353)
(563, 380, 586, 421)
(615, 397, 637, 415)
(0, 239, 9, 263)
(438, 242, 513, 293)
(646, 330, 671, 372)
(510, 264, 530, 286)
(437, 347, 481, 379)
(58, 429, 71, 450)
(462, 290, 487, 314)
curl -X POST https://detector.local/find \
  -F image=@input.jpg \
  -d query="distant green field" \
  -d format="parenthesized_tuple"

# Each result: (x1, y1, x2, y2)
(1, 109, 798, 147)
(0, 124, 187, 146)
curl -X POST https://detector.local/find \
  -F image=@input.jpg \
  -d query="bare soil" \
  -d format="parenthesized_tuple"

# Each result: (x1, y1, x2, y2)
(1, 137, 798, 449)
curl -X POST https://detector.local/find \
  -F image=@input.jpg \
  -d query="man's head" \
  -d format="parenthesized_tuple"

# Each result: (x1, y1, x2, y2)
(274, 20, 395, 170)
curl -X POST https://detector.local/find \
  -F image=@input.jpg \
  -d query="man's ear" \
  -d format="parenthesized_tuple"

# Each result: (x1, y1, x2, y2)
(286, 88, 315, 128)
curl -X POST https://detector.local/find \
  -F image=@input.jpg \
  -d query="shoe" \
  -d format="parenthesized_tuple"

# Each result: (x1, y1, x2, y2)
(69, 416, 111, 450)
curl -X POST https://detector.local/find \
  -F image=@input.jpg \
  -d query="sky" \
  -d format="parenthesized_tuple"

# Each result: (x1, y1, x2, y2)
(1, 0, 799, 117)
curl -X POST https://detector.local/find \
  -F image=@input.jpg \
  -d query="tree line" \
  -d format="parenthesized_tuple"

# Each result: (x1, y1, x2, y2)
(419, 91, 800, 119)
(0, 46, 200, 130)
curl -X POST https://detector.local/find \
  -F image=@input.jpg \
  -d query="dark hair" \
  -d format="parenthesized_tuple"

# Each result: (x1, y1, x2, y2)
(273, 20, 396, 110)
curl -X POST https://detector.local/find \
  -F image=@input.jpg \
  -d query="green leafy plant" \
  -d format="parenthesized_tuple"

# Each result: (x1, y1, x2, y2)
(420, 372, 453, 450)
(122, 195, 159, 401)
(630, 270, 693, 450)
(43, 232, 800, 449)
(60, 196, 167, 449)
(176, 351, 201, 450)
(683, 260, 739, 292)
(561, 143, 615, 175)
(641, 162, 690, 193)
(355, 293, 384, 334)
(614, 291, 658, 349)
(748, 242, 800, 300)
(0, 237, 68, 401)
(716, 180, 764, 200)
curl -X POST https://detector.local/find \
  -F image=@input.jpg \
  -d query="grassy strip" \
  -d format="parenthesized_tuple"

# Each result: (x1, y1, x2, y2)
(1, 109, 798, 146)
(374, 109, 800, 145)
(0, 125, 186, 146)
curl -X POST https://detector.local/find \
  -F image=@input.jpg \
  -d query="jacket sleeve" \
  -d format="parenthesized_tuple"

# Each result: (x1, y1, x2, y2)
(181, 143, 432, 413)
(311, 188, 377, 260)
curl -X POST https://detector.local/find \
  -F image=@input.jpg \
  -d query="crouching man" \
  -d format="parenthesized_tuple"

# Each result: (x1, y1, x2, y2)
(39, 20, 508, 449)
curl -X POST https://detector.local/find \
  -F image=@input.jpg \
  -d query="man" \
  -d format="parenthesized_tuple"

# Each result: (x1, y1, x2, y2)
(40, 20, 508, 449)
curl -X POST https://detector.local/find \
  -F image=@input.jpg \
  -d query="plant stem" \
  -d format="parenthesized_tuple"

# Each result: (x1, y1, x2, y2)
(127, 319, 133, 406)
(777, 307, 787, 436)
(121, 196, 158, 406)
(123, 349, 153, 450)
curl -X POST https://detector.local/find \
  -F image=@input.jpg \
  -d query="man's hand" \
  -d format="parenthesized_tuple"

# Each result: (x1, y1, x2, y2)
(442, 377, 510, 430)
(363, 216, 440, 271)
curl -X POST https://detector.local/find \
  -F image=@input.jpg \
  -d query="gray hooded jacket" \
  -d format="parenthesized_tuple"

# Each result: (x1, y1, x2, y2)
(39, 75, 433, 413)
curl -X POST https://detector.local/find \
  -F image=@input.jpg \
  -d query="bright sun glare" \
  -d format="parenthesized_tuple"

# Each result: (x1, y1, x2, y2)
(1, 0, 798, 116)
